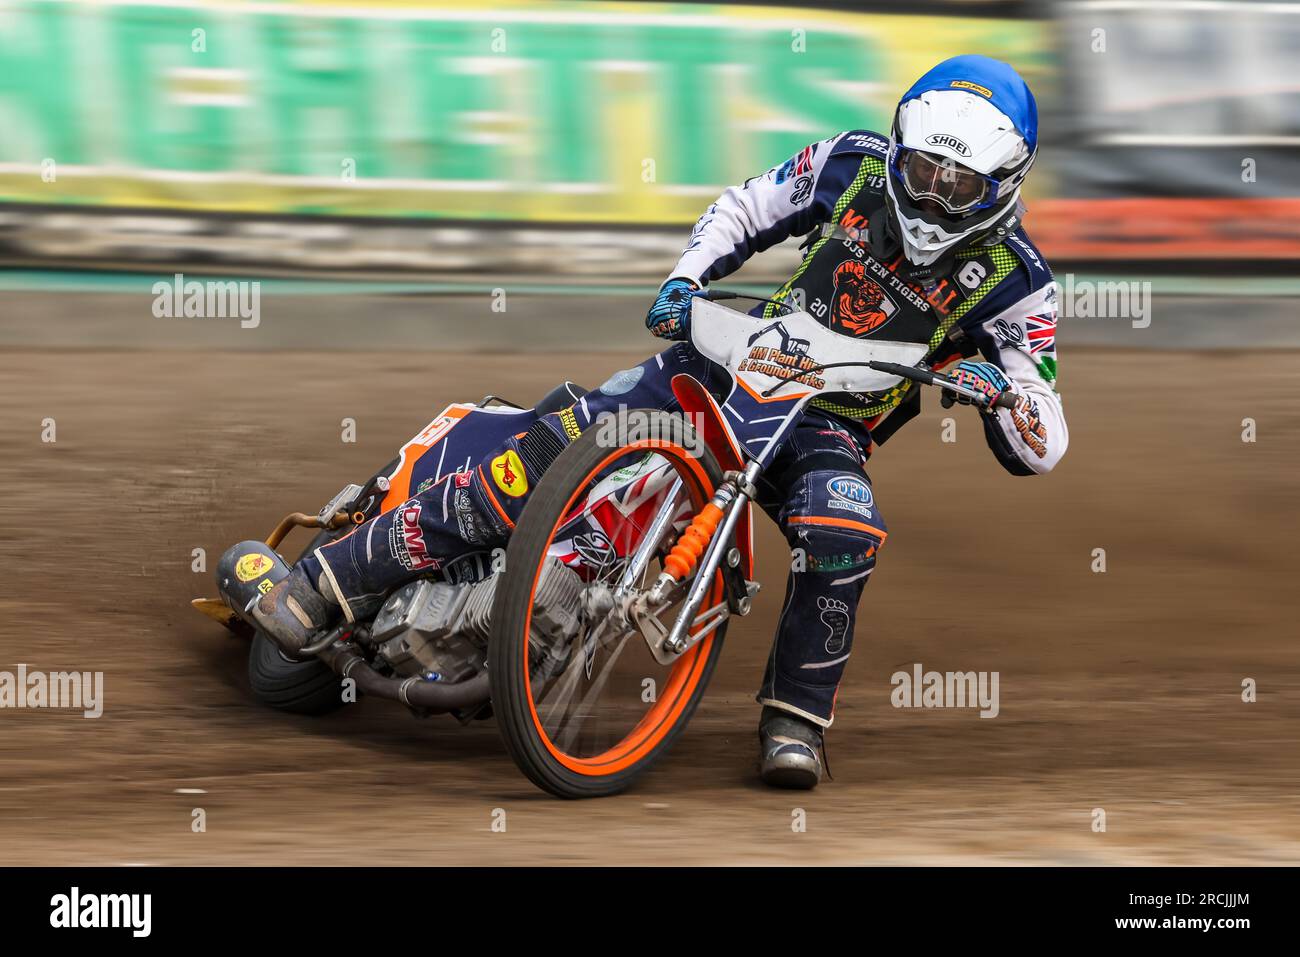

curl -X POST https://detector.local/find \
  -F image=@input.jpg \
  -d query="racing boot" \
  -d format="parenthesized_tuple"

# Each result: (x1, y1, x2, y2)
(758, 706, 825, 790)
(251, 564, 342, 657)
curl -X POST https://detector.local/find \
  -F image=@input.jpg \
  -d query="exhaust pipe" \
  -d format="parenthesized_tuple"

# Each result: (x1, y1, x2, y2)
(217, 540, 492, 712)
(316, 643, 491, 713)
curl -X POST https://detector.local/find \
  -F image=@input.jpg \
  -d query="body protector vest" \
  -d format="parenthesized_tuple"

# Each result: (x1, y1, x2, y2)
(761, 153, 1022, 442)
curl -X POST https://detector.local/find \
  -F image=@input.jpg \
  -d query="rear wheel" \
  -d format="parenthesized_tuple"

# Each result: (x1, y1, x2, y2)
(246, 458, 398, 715)
(490, 410, 728, 798)
(247, 631, 348, 715)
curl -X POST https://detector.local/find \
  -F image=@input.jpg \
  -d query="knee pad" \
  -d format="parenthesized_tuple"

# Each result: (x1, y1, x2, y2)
(515, 416, 570, 477)
(472, 417, 568, 532)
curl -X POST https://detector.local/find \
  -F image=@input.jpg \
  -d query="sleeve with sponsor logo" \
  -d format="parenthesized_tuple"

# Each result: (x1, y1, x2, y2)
(666, 133, 853, 287)
(968, 281, 1068, 476)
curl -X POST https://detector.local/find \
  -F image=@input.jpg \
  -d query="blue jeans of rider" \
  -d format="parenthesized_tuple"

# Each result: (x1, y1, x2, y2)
(300, 342, 885, 728)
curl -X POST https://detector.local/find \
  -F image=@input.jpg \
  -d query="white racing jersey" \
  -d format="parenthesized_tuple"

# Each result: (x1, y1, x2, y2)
(665, 130, 1067, 476)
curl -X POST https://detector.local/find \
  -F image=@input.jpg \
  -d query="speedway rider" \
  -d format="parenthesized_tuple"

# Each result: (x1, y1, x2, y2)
(254, 55, 1067, 789)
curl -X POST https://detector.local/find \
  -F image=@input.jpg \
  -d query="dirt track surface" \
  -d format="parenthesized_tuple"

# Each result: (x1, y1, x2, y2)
(1, 347, 1297, 865)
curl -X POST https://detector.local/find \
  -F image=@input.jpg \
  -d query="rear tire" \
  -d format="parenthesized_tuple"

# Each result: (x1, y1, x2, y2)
(247, 632, 347, 715)
(245, 458, 398, 716)
(490, 410, 728, 798)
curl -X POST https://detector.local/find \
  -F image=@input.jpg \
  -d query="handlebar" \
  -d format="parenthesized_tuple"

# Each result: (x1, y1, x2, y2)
(868, 360, 1018, 410)
(699, 287, 795, 316)
(700, 289, 1016, 411)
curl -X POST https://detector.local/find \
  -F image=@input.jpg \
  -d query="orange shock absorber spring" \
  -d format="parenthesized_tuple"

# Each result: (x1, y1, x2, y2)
(664, 501, 725, 582)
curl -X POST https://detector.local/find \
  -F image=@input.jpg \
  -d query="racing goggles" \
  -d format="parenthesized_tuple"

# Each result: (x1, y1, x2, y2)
(890, 146, 1001, 215)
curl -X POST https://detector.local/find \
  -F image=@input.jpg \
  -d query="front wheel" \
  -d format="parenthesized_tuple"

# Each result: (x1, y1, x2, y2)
(490, 409, 728, 798)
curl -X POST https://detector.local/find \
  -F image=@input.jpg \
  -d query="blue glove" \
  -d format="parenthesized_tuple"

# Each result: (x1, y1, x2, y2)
(646, 278, 700, 341)
(942, 360, 1011, 409)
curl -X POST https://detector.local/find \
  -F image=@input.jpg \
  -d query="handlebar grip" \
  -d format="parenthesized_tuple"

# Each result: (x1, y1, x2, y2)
(867, 360, 930, 383)
(994, 390, 1018, 410)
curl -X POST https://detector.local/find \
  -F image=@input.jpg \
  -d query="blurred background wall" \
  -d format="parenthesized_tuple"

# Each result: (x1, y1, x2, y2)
(0, 0, 1294, 278)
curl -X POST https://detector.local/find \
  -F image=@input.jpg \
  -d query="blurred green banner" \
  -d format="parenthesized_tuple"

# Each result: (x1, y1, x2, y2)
(0, 0, 1046, 223)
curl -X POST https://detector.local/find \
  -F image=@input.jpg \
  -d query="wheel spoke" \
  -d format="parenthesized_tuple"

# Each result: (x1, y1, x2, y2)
(555, 630, 635, 755)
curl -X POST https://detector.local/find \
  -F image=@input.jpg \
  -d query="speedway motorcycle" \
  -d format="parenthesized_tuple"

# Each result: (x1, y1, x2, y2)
(193, 293, 1013, 798)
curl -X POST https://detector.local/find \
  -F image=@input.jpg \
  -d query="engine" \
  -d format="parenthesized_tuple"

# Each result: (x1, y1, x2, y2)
(370, 579, 488, 683)
(367, 559, 586, 682)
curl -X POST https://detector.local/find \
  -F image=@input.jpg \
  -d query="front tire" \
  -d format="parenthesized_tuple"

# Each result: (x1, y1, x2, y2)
(490, 410, 728, 798)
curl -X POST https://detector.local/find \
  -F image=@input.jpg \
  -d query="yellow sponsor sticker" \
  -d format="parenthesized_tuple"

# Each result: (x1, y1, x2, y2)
(235, 552, 274, 582)
(490, 449, 529, 498)
(257, 578, 275, 596)
(558, 407, 581, 441)
(950, 80, 993, 98)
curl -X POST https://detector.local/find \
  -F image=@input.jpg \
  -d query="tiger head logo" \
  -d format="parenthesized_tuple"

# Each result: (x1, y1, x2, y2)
(830, 259, 895, 336)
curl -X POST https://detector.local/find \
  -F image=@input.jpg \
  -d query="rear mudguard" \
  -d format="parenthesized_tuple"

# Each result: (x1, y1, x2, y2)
(380, 385, 586, 514)
(380, 403, 539, 514)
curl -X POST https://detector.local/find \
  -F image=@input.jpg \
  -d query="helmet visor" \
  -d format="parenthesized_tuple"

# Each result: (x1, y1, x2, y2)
(892, 147, 998, 215)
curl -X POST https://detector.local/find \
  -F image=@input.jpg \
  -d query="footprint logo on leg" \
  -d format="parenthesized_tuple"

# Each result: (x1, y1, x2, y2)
(819, 596, 851, 655)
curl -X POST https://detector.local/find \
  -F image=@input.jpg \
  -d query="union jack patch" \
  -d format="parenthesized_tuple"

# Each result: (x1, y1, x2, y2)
(1024, 313, 1056, 356)
(794, 144, 817, 176)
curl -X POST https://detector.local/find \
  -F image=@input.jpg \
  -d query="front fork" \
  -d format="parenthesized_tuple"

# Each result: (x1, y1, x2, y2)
(642, 459, 762, 659)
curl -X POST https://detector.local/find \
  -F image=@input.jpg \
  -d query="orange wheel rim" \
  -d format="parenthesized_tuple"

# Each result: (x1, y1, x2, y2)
(522, 438, 723, 776)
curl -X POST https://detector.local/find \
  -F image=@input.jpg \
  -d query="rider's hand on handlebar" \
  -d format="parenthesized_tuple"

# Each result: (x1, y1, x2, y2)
(646, 278, 700, 341)
(941, 360, 1013, 411)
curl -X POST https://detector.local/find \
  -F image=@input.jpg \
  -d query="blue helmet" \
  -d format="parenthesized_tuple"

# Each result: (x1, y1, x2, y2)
(885, 55, 1039, 270)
